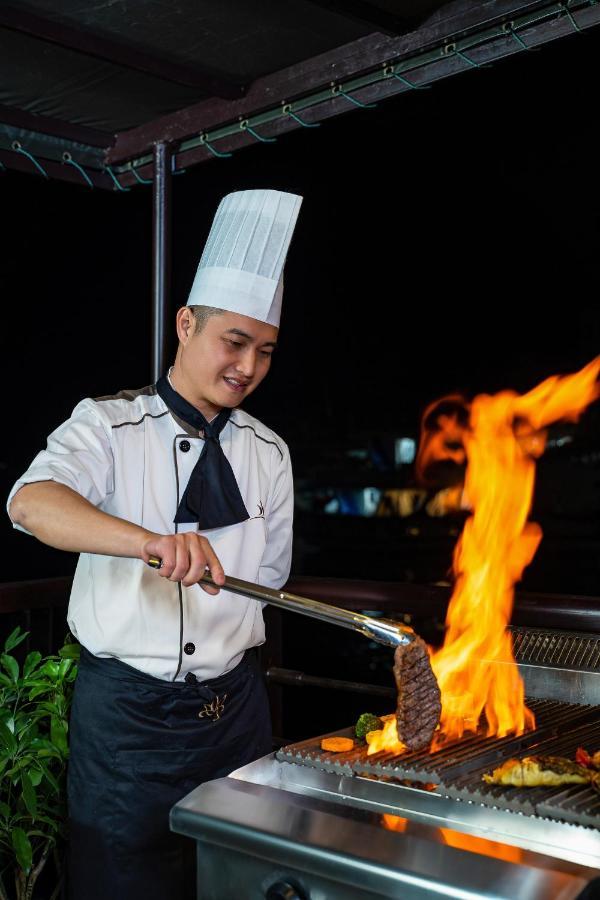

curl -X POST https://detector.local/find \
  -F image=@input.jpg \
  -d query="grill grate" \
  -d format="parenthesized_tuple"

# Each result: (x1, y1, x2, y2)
(277, 699, 600, 828)
(511, 627, 600, 670)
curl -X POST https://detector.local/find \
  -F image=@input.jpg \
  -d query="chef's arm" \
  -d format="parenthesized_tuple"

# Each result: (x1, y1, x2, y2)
(9, 482, 224, 591)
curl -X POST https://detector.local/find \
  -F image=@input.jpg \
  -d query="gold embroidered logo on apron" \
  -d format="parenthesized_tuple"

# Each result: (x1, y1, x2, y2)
(198, 693, 227, 721)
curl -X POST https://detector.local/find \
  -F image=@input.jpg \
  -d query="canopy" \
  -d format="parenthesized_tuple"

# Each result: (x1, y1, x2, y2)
(2, 0, 598, 189)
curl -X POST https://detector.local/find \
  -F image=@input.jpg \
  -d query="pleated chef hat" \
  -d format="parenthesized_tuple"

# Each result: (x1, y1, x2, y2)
(186, 189, 302, 327)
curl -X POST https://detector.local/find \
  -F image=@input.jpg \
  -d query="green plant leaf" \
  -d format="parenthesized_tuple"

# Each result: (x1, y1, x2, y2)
(35, 702, 59, 717)
(29, 768, 43, 787)
(58, 659, 73, 680)
(20, 772, 37, 819)
(39, 661, 60, 680)
(0, 721, 17, 755)
(23, 652, 42, 679)
(37, 761, 60, 795)
(11, 827, 32, 874)
(0, 801, 10, 819)
(16, 755, 34, 770)
(0, 672, 13, 687)
(50, 719, 68, 754)
(29, 738, 57, 753)
(58, 644, 80, 660)
(0, 654, 19, 683)
(4, 628, 28, 653)
(14, 720, 36, 743)
(27, 684, 53, 701)
(29, 748, 60, 760)
(25, 829, 51, 840)
(27, 814, 58, 832)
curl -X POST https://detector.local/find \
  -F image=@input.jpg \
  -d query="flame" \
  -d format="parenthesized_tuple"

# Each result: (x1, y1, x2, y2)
(415, 394, 470, 487)
(438, 828, 524, 863)
(366, 715, 405, 756)
(381, 815, 525, 862)
(381, 813, 408, 832)
(370, 358, 600, 750)
(431, 357, 600, 740)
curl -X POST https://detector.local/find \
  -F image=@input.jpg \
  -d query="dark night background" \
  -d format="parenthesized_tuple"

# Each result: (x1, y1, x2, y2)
(1, 25, 599, 612)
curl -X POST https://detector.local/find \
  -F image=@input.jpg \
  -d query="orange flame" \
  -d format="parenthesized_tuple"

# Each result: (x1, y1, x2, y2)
(366, 714, 405, 756)
(381, 815, 525, 862)
(369, 358, 600, 752)
(431, 358, 600, 740)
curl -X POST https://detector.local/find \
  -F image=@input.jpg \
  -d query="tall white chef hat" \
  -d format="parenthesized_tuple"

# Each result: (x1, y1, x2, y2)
(186, 188, 303, 327)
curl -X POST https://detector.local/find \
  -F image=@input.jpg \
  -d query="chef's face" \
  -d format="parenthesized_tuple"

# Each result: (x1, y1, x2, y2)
(173, 307, 278, 417)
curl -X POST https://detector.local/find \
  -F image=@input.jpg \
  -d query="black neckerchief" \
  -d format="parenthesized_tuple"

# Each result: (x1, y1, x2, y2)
(156, 375, 249, 529)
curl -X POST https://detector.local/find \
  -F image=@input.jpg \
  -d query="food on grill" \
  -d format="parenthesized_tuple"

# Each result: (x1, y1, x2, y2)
(355, 713, 383, 740)
(576, 747, 600, 770)
(393, 638, 441, 751)
(321, 737, 354, 753)
(483, 755, 593, 787)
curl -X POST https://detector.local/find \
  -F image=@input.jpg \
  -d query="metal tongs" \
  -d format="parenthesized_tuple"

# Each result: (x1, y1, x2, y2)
(148, 557, 414, 649)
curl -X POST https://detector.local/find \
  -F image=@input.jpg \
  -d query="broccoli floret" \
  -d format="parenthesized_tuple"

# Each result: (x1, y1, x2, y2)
(355, 712, 383, 740)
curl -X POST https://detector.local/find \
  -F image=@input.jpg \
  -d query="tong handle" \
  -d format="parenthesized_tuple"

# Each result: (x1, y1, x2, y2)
(147, 556, 412, 649)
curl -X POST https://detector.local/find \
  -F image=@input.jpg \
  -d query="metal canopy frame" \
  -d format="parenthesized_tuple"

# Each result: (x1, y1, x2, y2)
(109, 0, 600, 184)
(2, 0, 599, 188)
(2, 0, 598, 376)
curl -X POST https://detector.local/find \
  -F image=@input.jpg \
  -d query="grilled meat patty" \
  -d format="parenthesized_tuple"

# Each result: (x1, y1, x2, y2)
(394, 638, 441, 751)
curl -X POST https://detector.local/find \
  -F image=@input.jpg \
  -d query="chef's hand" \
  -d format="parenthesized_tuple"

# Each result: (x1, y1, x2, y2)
(140, 533, 225, 594)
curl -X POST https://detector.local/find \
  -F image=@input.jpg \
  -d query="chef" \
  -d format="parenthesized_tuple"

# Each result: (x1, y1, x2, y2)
(7, 188, 303, 900)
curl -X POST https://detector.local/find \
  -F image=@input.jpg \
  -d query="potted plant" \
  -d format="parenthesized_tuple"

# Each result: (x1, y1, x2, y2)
(0, 627, 79, 900)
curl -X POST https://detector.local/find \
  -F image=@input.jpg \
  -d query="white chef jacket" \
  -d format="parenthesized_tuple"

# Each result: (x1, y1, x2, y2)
(7, 385, 293, 682)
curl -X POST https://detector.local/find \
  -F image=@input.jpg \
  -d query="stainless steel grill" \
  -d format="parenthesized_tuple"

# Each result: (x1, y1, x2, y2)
(172, 625, 600, 900)
(276, 697, 600, 827)
(277, 699, 597, 782)
(511, 625, 600, 669)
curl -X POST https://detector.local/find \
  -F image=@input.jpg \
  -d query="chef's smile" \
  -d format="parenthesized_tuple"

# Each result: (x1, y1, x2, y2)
(223, 376, 250, 393)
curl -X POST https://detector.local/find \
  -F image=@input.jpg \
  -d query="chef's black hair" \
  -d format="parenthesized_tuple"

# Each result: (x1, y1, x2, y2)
(189, 305, 226, 334)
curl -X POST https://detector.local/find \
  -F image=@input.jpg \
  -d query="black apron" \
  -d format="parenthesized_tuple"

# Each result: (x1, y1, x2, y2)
(67, 648, 271, 900)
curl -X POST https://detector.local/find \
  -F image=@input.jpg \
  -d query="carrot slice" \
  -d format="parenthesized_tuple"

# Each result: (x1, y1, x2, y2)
(321, 736, 354, 752)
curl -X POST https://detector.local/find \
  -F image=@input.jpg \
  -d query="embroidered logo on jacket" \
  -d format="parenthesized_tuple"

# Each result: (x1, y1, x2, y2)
(249, 501, 265, 520)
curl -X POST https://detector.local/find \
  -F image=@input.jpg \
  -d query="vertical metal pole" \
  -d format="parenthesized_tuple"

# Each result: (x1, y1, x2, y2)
(151, 141, 171, 382)
(263, 606, 284, 745)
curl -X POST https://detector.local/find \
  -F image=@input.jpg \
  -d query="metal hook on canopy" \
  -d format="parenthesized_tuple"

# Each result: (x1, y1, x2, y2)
(131, 166, 153, 185)
(200, 134, 233, 158)
(240, 119, 277, 143)
(502, 22, 534, 51)
(171, 155, 186, 176)
(282, 104, 320, 128)
(384, 64, 430, 90)
(62, 152, 94, 189)
(11, 141, 49, 179)
(446, 44, 490, 69)
(105, 165, 130, 192)
(331, 84, 377, 109)
(559, 1, 583, 32)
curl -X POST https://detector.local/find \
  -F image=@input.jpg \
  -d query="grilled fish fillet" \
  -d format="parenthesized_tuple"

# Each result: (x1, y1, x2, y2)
(483, 755, 593, 787)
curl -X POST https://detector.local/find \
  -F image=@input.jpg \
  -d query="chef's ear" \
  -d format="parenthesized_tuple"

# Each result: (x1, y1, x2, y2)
(176, 307, 195, 344)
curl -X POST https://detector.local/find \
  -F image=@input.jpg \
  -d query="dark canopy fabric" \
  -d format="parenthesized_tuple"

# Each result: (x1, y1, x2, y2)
(0, 0, 442, 133)
(1, 0, 599, 187)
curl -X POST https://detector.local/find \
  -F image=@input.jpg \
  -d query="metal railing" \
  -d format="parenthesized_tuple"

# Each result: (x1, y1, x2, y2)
(1, 575, 599, 739)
